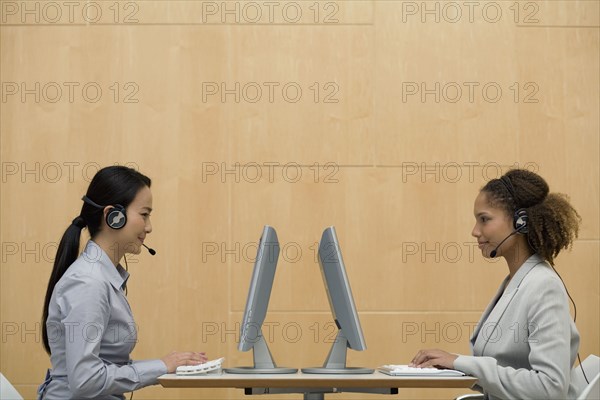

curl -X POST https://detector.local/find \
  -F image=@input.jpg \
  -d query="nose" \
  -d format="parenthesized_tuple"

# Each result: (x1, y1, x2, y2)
(471, 222, 480, 238)
(145, 218, 152, 234)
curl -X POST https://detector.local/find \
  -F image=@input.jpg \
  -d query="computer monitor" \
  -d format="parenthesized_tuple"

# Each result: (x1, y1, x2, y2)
(302, 226, 373, 374)
(223, 226, 297, 374)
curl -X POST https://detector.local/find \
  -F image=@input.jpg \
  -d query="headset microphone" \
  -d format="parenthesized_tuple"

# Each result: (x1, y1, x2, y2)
(142, 243, 156, 256)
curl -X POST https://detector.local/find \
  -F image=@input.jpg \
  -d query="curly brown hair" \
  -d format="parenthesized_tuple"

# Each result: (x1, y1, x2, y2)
(481, 169, 581, 265)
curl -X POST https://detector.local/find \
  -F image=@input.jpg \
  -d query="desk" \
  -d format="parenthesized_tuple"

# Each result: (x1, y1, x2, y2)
(159, 371, 478, 399)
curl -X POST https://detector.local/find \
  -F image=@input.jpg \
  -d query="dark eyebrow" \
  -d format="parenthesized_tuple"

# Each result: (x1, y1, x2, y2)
(475, 212, 489, 218)
(142, 207, 153, 212)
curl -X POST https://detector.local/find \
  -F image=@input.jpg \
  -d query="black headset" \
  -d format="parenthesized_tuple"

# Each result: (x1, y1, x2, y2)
(500, 176, 529, 233)
(513, 208, 529, 233)
(489, 178, 530, 258)
(81, 196, 127, 229)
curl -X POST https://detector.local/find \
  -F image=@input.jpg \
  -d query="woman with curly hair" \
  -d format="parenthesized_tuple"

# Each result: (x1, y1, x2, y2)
(411, 169, 582, 400)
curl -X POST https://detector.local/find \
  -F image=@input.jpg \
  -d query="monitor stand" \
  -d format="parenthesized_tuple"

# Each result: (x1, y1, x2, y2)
(224, 331, 297, 374)
(301, 330, 374, 374)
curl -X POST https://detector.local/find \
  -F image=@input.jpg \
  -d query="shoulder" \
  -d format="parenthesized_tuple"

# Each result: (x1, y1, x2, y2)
(517, 264, 570, 314)
(520, 263, 565, 293)
(55, 256, 111, 299)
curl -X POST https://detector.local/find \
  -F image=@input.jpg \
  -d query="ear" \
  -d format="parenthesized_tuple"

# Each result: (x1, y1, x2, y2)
(101, 206, 114, 228)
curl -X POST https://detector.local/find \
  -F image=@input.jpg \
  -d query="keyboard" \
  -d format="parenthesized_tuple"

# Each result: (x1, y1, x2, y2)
(378, 364, 465, 377)
(176, 357, 225, 375)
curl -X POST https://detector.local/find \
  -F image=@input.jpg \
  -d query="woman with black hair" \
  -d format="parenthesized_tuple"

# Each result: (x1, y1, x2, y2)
(410, 169, 582, 400)
(38, 166, 206, 399)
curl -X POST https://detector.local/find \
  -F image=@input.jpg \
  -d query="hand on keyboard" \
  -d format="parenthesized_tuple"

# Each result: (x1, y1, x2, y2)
(409, 348, 458, 370)
(176, 357, 225, 375)
(162, 351, 208, 373)
(378, 364, 465, 376)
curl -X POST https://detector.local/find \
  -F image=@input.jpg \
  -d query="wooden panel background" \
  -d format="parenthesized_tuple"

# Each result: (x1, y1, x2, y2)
(1, 1, 598, 399)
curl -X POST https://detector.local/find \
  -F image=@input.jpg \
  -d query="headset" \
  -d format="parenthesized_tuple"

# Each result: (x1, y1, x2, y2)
(502, 177, 529, 231)
(489, 207, 529, 258)
(82, 195, 127, 229)
(81, 195, 156, 256)
(489, 177, 529, 257)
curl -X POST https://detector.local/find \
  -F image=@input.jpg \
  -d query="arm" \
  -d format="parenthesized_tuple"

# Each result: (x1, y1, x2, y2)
(454, 277, 574, 400)
(58, 277, 167, 398)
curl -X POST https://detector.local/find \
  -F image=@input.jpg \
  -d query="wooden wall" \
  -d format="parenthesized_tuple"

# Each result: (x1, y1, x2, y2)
(1, 1, 598, 398)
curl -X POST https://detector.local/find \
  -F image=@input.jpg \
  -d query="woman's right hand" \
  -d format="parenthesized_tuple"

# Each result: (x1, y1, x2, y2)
(161, 351, 208, 373)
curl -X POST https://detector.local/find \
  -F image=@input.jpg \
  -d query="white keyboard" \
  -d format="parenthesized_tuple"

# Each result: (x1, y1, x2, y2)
(176, 357, 225, 375)
(378, 364, 465, 377)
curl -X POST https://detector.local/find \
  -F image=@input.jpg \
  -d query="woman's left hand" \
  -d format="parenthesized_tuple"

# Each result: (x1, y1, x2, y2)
(409, 349, 458, 369)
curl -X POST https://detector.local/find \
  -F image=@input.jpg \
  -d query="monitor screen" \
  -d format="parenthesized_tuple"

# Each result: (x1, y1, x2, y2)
(302, 226, 373, 374)
(318, 226, 367, 351)
(224, 225, 297, 374)
(239, 225, 279, 351)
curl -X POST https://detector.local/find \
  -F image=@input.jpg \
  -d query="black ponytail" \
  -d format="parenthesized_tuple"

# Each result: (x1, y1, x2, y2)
(42, 166, 151, 354)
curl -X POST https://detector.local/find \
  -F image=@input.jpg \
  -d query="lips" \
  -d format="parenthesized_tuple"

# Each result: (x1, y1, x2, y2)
(478, 241, 489, 249)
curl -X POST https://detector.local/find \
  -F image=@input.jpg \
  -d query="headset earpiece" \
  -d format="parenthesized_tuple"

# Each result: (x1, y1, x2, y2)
(106, 204, 127, 230)
(82, 196, 127, 230)
(514, 208, 529, 233)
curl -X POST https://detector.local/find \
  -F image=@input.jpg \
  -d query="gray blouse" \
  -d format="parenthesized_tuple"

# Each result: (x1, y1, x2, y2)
(38, 240, 167, 399)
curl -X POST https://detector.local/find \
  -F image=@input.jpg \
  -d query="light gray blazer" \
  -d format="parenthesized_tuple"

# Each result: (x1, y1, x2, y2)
(454, 254, 580, 400)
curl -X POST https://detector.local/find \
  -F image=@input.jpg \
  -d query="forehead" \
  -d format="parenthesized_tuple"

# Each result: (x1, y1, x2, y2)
(474, 191, 502, 214)
(130, 186, 153, 208)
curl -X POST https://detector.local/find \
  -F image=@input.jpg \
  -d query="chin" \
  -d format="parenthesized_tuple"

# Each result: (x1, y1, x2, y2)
(126, 244, 141, 255)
